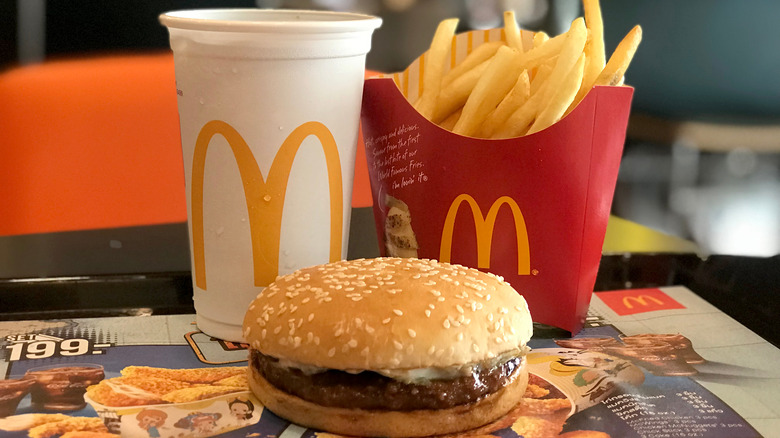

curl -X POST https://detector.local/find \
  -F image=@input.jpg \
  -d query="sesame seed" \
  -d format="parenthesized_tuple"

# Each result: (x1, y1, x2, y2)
(360, 347, 370, 357)
(472, 344, 479, 352)
(438, 297, 445, 302)
(273, 326, 281, 334)
(443, 319, 451, 329)
(328, 348, 336, 357)
(382, 318, 392, 324)
(293, 337, 301, 348)
(348, 339, 358, 348)
(393, 341, 403, 351)
(308, 313, 315, 322)
(261, 329, 267, 339)
(457, 332, 464, 341)
(365, 325, 375, 334)
(427, 345, 436, 355)
(488, 313, 494, 322)
(408, 329, 417, 338)
(393, 309, 404, 316)
(456, 304, 465, 314)
(425, 309, 431, 317)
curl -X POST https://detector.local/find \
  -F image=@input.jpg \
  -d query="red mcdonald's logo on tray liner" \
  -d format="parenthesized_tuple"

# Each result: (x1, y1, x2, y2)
(191, 120, 343, 289)
(596, 288, 686, 316)
(439, 194, 530, 275)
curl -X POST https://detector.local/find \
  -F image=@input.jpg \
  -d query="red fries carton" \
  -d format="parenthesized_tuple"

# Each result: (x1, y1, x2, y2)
(360, 29, 633, 334)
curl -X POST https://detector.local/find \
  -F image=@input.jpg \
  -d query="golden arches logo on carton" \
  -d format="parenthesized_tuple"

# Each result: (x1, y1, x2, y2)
(191, 120, 343, 289)
(622, 295, 664, 309)
(439, 194, 530, 275)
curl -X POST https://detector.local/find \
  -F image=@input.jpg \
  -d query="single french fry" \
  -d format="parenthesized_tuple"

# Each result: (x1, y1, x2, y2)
(414, 18, 459, 119)
(432, 59, 491, 123)
(530, 62, 553, 95)
(533, 31, 549, 48)
(439, 108, 462, 131)
(478, 69, 530, 138)
(441, 41, 503, 88)
(515, 30, 567, 71)
(453, 46, 523, 137)
(503, 11, 524, 52)
(595, 25, 642, 86)
(569, 0, 607, 113)
(496, 17, 588, 138)
(527, 53, 586, 134)
(582, 0, 606, 85)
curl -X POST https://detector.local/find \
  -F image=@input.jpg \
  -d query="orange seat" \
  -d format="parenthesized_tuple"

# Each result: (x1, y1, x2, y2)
(0, 53, 374, 237)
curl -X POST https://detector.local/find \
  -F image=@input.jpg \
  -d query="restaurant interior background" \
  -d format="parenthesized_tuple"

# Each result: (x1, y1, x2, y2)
(1, 0, 779, 272)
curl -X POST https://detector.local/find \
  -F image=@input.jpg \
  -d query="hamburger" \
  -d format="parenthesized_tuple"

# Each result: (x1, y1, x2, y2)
(242, 257, 533, 437)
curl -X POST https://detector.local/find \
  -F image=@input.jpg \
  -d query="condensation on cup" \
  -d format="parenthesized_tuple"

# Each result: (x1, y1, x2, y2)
(160, 9, 382, 342)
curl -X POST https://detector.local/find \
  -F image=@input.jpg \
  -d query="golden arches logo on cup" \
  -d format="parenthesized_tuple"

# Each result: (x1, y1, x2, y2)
(439, 194, 530, 275)
(190, 120, 343, 289)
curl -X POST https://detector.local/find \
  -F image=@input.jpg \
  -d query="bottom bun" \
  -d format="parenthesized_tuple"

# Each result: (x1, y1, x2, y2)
(248, 360, 529, 437)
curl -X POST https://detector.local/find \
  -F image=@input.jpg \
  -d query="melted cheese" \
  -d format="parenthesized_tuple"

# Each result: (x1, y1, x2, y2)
(275, 347, 527, 385)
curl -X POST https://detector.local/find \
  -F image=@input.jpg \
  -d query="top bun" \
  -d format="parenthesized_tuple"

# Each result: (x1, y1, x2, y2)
(243, 257, 532, 370)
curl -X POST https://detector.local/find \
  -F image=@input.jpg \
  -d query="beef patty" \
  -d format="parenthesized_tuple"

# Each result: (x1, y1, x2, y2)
(250, 350, 523, 411)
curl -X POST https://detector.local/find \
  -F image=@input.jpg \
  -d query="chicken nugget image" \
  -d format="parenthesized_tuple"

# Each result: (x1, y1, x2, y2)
(0, 414, 69, 432)
(214, 371, 248, 388)
(161, 385, 246, 404)
(28, 417, 108, 438)
(86, 376, 194, 407)
(121, 366, 246, 384)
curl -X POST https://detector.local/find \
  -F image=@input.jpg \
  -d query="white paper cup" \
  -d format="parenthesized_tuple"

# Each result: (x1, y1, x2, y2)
(160, 9, 381, 342)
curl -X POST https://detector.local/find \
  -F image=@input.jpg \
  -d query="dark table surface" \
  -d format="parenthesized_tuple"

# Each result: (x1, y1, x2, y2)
(1, 210, 778, 349)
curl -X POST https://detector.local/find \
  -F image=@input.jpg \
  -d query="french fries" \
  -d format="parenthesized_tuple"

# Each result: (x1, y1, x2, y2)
(403, 0, 641, 139)
(413, 18, 459, 120)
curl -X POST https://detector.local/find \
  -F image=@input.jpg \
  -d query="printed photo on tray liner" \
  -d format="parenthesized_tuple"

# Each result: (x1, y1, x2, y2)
(361, 27, 634, 335)
(0, 327, 761, 438)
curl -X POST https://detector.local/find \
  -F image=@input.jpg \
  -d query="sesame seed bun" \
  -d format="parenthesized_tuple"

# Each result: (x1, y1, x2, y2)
(242, 257, 533, 437)
(243, 257, 533, 370)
